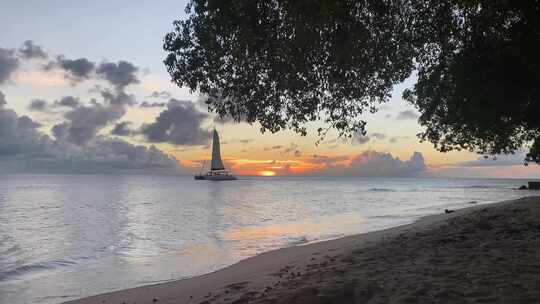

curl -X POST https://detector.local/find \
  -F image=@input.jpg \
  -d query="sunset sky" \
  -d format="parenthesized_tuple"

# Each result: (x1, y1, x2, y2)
(1, 0, 539, 178)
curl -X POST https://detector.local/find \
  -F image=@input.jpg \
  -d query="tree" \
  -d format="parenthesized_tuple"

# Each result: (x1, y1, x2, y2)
(404, 0, 540, 163)
(163, 0, 416, 137)
(164, 0, 540, 163)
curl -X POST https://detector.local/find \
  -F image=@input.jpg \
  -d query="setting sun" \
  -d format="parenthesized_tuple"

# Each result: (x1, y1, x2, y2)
(260, 171, 276, 176)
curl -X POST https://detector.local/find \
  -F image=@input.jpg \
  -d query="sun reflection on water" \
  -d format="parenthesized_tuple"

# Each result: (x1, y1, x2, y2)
(221, 213, 367, 258)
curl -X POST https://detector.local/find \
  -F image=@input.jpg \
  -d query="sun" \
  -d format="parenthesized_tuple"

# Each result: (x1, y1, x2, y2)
(260, 170, 276, 176)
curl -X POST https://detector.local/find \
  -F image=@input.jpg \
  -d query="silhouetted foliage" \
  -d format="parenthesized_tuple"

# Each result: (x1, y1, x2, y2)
(403, 0, 540, 164)
(164, 0, 540, 163)
(164, 0, 416, 137)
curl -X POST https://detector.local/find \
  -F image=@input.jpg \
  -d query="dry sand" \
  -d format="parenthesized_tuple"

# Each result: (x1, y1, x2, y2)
(66, 196, 540, 304)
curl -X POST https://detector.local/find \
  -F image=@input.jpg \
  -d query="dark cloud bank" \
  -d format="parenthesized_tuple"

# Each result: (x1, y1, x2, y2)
(0, 40, 223, 174)
(0, 91, 183, 174)
(0, 41, 223, 174)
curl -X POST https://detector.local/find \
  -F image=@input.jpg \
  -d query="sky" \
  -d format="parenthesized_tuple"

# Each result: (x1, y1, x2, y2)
(1, 0, 539, 178)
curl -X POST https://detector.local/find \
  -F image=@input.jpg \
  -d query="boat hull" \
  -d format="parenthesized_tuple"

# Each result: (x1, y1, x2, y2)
(194, 174, 237, 181)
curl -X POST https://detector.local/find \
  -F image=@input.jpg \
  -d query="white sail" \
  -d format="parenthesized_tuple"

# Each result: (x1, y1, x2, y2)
(195, 129, 236, 180)
(211, 129, 225, 170)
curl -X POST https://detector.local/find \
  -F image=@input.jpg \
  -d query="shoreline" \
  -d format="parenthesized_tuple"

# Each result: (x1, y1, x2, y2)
(66, 196, 540, 304)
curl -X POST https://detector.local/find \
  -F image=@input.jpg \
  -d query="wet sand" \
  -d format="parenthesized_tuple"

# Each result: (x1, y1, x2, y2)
(66, 196, 540, 304)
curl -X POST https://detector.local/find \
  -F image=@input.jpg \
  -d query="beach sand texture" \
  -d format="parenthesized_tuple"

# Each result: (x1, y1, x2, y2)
(67, 196, 540, 304)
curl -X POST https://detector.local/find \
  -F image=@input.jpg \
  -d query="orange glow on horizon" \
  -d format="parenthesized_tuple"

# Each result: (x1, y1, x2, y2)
(260, 170, 276, 176)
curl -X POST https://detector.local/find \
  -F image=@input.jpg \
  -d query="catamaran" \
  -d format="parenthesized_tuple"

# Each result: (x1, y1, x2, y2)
(194, 129, 237, 181)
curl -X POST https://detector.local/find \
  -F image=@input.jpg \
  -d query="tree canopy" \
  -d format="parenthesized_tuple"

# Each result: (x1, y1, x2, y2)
(164, 0, 540, 163)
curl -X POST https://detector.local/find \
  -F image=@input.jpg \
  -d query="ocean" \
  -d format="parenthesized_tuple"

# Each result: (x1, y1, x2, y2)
(0, 174, 537, 304)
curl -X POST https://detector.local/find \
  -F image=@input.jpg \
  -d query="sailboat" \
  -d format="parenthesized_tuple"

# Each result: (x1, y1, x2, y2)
(194, 129, 237, 181)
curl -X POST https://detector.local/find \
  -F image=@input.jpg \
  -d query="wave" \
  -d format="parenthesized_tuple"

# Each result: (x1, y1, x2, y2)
(283, 236, 310, 246)
(367, 188, 396, 192)
(0, 258, 79, 281)
(1, 244, 22, 258)
(464, 185, 501, 189)
(448, 185, 510, 189)
(369, 214, 411, 220)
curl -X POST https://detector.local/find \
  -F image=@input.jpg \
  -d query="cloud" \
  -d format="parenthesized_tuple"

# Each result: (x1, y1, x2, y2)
(371, 133, 386, 140)
(0, 47, 19, 84)
(307, 154, 350, 164)
(196, 94, 245, 125)
(257, 142, 301, 157)
(396, 110, 419, 120)
(47, 85, 136, 146)
(0, 103, 182, 174)
(54, 96, 80, 108)
(348, 151, 426, 176)
(100, 89, 136, 106)
(0, 91, 6, 107)
(96, 61, 139, 90)
(237, 139, 254, 144)
(353, 132, 370, 145)
(45, 56, 95, 83)
(140, 99, 211, 146)
(43, 56, 140, 92)
(147, 90, 171, 99)
(111, 121, 133, 136)
(282, 143, 299, 156)
(28, 99, 48, 111)
(0, 108, 46, 157)
(225, 138, 255, 145)
(140, 101, 166, 108)
(353, 132, 387, 145)
(54, 103, 125, 145)
(389, 136, 409, 143)
(315, 151, 426, 176)
(18, 40, 48, 59)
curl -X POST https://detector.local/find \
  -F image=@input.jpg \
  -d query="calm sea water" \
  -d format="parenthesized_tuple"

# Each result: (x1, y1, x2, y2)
(0, 174, 537, 304)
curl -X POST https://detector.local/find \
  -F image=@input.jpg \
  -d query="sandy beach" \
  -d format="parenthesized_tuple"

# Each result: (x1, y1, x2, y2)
(66, 196, 540, 304)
